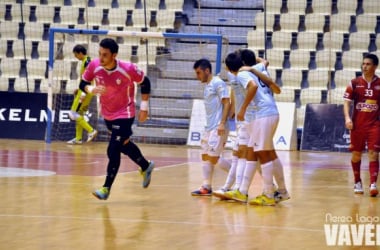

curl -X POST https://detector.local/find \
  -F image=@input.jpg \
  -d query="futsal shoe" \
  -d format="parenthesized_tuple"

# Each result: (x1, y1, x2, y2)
(92, 187, 110, 200)
(224, 189, 248, 203)
(140, 161, 154, 188)
(249, 194, 276, 206)
(191, 186, 212, 196)
(353, 181, 364, 194)
(67, 138, 83, 145)
(274, 190, 291, 203)
(369, 183, 378, 197)
(212, 188, 232, 200)
(87, 129, 98, 142)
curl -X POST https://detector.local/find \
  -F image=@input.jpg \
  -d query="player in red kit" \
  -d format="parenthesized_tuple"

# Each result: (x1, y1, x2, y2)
(343, 53, 380, 197)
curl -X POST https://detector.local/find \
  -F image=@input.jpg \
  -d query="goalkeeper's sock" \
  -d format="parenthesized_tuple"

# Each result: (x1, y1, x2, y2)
(75, 122, 83, 141)
(77, 116, 94, 133)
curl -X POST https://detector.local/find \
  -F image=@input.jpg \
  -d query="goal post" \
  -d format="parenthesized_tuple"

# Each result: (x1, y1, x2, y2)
(46, 27, 224, 144)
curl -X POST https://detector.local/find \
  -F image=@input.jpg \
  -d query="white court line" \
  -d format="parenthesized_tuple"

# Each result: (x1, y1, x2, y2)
(0, 213, 323, 233)
(0, 167, 56, 177)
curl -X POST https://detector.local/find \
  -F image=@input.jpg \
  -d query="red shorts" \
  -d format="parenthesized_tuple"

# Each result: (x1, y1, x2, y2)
(349, 125, 380, 152)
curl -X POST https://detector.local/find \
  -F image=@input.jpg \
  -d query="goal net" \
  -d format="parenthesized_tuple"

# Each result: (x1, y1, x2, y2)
(46, 27, 227, 145)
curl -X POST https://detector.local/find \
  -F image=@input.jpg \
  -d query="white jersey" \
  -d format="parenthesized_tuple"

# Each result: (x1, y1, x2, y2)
(203, 75, 230, 131)
(237, 70, 278, 121)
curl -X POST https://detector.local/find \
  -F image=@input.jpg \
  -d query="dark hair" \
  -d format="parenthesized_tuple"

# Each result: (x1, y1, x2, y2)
(225, 52, 243, 72)
(193, 58, 212, 72)
(364, 53, 379, 66)
(99, 38, 119, 54)
(72, 44, 87, 54)
(239, 49, 256, 66)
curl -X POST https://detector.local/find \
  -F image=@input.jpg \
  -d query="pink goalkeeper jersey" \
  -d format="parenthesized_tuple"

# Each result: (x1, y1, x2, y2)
(82, 59, 144, 120)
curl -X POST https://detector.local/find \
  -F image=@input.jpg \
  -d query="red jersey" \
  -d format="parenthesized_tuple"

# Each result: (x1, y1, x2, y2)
(343, 75, 380, 129)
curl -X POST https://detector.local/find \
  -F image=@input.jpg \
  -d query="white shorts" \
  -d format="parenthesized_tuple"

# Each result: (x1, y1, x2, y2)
(201, 129, 229, 157)
(248, 115, 279, 151)
(232, 121, 250, 151)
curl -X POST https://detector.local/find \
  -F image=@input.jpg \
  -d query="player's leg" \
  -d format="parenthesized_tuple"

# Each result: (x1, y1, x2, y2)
(77, 94, 98, 142)
(92, 119, 123, 200)
(118, 118, 154, 188)
(191, 130, 220, 196)
(225, 122, 256, 203)
(350, 130, 365, 194)
(248, 116, 279, 206)
(67, 90, 84, 144)
(367, 126, 379, 197)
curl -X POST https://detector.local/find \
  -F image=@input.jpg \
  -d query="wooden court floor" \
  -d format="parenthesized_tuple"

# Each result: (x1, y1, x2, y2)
(0, 139, 379, 250)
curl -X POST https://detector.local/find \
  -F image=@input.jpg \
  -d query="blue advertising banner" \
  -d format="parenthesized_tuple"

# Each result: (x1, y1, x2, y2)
(0, 91, 47, 140)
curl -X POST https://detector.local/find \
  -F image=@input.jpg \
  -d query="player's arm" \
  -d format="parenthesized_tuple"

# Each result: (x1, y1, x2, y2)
(79, 79, 105, 95)
(237, 80, 257, 122)
(229, 89, 235, 119)
(343, 99, 353, 130)
(256, 57, 269, 67)
(137, 76, 151, 122)
(239, 66, 281, 94)
(218, 97, 231, 136)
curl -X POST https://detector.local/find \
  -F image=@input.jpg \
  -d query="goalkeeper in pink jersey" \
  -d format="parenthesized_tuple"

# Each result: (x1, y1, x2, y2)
(79, 38, 154, 200)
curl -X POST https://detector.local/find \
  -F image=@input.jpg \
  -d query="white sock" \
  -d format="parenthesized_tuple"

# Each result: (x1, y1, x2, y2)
(261, 161, 275, 198)
(215, 157, 231, 172)
(273, 158, 287, 191)
(223, 156, 238, 190)
(233, 158, 246, 190)
(239, 161, 257, 195)
(202, 161, 214, 188)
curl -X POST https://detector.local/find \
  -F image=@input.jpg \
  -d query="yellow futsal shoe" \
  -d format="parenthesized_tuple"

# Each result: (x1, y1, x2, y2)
(249, 194, 276, 206)
(224, 189, 248, 203)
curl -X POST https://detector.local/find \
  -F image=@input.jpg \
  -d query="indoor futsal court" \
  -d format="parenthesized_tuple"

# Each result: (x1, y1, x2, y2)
(0, 139, 378, 250)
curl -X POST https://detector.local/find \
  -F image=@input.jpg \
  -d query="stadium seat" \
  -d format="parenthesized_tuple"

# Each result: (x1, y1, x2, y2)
(322, 32, 344, 51)
(27, 59, 48, 79)
(300, 88, 324, 106)
(274, 88, 295, 102)
(336, 0, 357, 15)
(311, 1, 332, 15)
(305, 13, 326, 32)
(117, 0, 137, 9)
(272, 31, 292, 50)
(254, 12, 275, 31)
(247, 30, 265, 50)
(0, 58, 21, 78)
(1, 22, 20, 40)
(286, 0, 306, 14)
(281, 68, 303, 89)
(341, 50, 366, 71)
(108, 8, 126, 27)
(334, 69, 356, 89)
(307, 69, 329, 90)
(289, 50, 310, 70)
(277, 13, 302, 31)
(297, 32, 319, 50)
(0, 77, 8, 92)
(265, 0, 281, 14)
(156, 9, 176, 29)
(86, 7, 104, 25)
(349, 32, 373, 51)
(356, 14, 378, 33)
(363, 1, 380, 15)
(331, 13, 352, 33)
(24, 22, 45, 41)
(315, 50, 336, 70)
(266, 49, 285, 69)
(35, 5, 55, 23)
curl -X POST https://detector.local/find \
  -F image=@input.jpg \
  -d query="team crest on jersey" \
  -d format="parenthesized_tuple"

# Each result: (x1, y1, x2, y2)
(116, 78, 121, 85)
